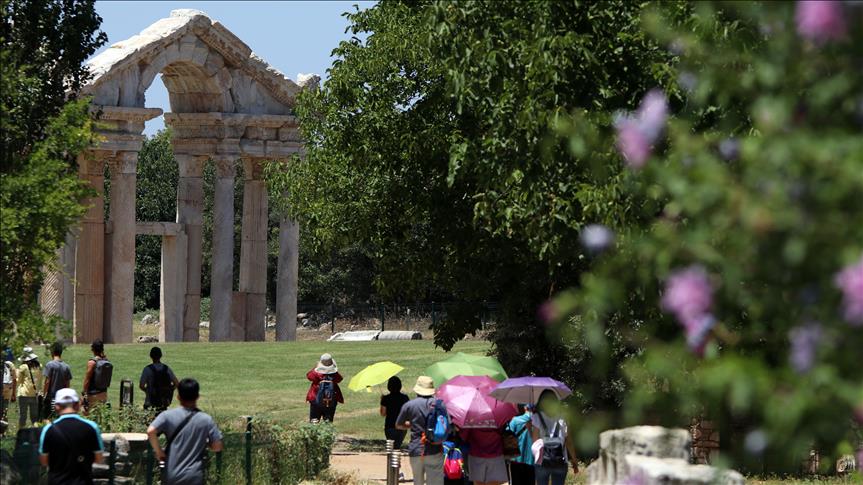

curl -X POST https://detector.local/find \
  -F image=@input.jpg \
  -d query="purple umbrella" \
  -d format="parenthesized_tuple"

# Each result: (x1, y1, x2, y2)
(489, 377, 572, 405)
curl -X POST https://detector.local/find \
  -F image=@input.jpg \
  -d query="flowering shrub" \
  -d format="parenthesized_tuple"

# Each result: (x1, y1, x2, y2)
(550, 1, 863, 472)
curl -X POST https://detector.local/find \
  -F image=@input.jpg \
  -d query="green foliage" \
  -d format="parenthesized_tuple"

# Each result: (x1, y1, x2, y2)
(550, 1, 863, 471)
(133, 130, 178, 311)
(268, 0, 682, 401)
(0, 0, 105, 349)
(257, 420, 336, 484)
(89, 404, 157, 433)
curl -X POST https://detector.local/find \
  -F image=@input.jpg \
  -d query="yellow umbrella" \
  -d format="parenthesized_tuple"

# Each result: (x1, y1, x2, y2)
(348, 361, 404, 392)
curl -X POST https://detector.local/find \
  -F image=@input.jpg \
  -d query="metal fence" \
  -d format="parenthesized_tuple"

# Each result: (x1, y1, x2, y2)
(295, 301, 499, 334)
(8, 417, 287, 485)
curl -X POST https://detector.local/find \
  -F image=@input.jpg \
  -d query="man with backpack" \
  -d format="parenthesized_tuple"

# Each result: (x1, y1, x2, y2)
(396, 376, 448, 485)
(140, 347, 179, 412)
(82, 340, 112, 413)
(305, 353, 344, 422)
(147, 378, 223, 485)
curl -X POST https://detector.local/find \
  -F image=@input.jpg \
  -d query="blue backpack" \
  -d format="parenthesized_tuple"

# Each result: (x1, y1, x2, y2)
(315, 376, 337, 409)
(424, 399, 449, 445)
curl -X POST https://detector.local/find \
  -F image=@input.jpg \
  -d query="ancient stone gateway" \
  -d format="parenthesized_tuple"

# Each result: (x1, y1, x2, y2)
(40, 9, 315, 343)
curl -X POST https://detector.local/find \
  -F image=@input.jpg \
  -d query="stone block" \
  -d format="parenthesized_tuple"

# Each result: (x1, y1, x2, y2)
(623, 456, 744, 485)
(598, 426, 691, 461)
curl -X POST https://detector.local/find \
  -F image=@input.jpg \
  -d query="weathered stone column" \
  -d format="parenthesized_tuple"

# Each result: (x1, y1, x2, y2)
(276, 215, 299, 341)
(74, 153, 105, 343)
(209, 157, 236, 341)
(239, 158, 268, 341)
(104, 151, 138, 343)
(176, 154, 206, 342)
(160, 231, 187, 342)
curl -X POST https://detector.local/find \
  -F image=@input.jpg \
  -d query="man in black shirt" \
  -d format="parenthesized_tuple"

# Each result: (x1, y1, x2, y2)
(379, 376, 409, 448)
(139, 346, 179, 411)
(39, 388, 104, 485)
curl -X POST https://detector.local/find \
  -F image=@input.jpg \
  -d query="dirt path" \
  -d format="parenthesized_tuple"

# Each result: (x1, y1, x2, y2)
(329, 451, 413, 484)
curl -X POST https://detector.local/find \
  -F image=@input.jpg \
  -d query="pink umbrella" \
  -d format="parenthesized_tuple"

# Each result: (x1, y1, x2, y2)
(436, 375, 517, 429)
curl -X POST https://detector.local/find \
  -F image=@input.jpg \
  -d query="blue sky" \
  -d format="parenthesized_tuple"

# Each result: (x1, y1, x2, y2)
(94, 1, 373, 135)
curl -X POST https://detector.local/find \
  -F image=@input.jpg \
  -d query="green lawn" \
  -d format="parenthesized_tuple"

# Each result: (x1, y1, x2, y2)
(28, 339, 489, 439)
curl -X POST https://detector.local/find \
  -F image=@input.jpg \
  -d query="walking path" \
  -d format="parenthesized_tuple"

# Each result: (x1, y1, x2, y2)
(329, 451, 413, 484)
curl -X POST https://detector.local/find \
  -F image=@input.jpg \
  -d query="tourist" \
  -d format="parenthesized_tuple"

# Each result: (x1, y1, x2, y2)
(506, 404, 535, 485)
(147, 378, 224, 485)
(1, 350, 16, 426)
(140, 346, 179, 412)
(530, 390, 577, 485)
(82, 340, 113, 413)
(16, 348, 43, 427)
(43, 342, 72, 418)
(306, 353, 344, 422)
(458, 425, 507, 485)
(380, 376, 410, 448)
(395, 376, 446, 485)
(38, 388, 104, 484)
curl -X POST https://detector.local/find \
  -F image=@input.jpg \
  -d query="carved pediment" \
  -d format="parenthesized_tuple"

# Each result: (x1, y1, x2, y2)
(82, 9, 319, 115)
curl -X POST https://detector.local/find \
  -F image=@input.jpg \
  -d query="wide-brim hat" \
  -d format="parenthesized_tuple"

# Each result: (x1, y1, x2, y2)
(315, 353, 338, 374)
(23, 353, 38, 362)
(413, 376, 435, 396)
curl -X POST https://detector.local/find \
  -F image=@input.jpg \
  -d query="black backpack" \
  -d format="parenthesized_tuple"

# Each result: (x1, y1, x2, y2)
(149, 364, 174, 407)
(537, 413, 567, 468)
(90, 358, 113, 391)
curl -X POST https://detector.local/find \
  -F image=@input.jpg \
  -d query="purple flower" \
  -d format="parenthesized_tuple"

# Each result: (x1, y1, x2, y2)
(661, 266, 715, 354)
(834, 256, 863, 326)
(796, 1, 847, 44)
(638, 89, 669, 141)
(718, 138, 740, 161)
(662, 266, 713, 322)
(615, 89, 668, 169)
(788, 322, 823, 373)
(616, 118, 651, 169)
(537, 300, 560, 324)
(580, 224, 615, 254)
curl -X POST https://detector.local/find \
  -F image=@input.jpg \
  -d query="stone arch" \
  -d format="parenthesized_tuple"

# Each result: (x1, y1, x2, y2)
(40, 9, 318, 344)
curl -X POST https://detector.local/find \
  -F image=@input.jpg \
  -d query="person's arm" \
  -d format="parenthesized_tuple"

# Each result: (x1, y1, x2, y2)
(566, 432, 578, 473)
(43, 371, 51, 396)
(332, 372, 344, 384)
(306, 369, 318, 382)
(93, 451, 105, 464)
(82, 360, 95, 394)
(209, 439, 224, 452)
(147, 425, 166, 461)
(394, 406, 411, 430)
(39, 454, 49, 466)
(139, 367, 148, 392)
(10, 366, 17, 402)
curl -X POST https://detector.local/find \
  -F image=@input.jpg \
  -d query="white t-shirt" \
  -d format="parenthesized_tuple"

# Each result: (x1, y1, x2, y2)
(2, 361, 14, 385)
(531, 411, 568, 440)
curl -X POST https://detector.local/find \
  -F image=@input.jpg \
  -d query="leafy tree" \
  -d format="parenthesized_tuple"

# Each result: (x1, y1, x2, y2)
(268, 0, 683, 406)
(133, 129, 178, 311)
(0, 0, 106, 349)
(548, 1, 863, 470)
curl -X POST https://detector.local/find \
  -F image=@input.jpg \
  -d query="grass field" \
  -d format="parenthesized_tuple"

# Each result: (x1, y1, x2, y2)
(9, 339, 489, 439)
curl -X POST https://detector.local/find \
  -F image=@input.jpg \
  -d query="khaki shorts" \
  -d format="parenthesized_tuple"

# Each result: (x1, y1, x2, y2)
(468, 455, 508, 483)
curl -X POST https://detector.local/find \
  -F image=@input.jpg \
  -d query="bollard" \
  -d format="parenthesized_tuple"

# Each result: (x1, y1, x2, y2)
(244, 416, 253, 485)
(385, 439, 395, 485)
(387, 449, 402, 485)
(119, 379, 133, 408)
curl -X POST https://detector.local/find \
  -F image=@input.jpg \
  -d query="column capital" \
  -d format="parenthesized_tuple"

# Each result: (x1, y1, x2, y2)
(214, 156, 237, 178)
(241, 157, 267, 181)
(106, 151, 138, 175)
(175, 154, 208, 178)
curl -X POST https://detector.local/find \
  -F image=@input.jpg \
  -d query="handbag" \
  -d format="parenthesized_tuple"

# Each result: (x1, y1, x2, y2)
(26, 366, 45, 421)
(502, 421, 526, 457)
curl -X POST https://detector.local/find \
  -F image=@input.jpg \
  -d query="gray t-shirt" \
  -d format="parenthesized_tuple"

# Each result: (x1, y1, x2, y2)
(151, 407, 222, 485)
(395, 396, 443, 457)
(43, 360, 72, 400)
